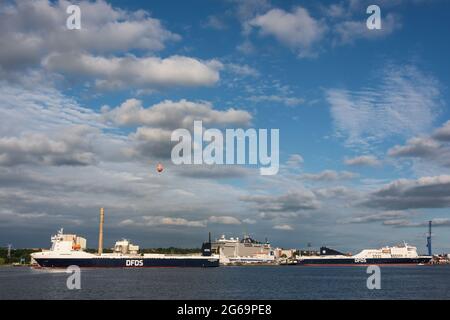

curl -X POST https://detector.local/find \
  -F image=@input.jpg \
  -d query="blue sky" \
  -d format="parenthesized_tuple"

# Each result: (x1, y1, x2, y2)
(1, 0, 450, 254)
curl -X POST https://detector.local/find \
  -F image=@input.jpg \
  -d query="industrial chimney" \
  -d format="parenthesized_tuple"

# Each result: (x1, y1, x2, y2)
(426, 220, 432, 256)
(98, 207, 104, 255)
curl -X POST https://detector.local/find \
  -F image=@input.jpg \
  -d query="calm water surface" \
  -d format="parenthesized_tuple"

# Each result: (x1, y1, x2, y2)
(1, 265, 450, 299)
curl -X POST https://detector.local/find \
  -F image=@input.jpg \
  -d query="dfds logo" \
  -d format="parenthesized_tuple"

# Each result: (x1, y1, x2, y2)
(126, 259, 144, 267)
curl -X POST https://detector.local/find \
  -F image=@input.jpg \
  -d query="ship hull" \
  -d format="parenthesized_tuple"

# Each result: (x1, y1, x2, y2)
(297, 257, 432, 266)
(34, 257, 219, 268)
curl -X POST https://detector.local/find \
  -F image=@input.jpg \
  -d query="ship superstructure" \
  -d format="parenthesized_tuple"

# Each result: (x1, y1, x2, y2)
(212, 234, 275, 264)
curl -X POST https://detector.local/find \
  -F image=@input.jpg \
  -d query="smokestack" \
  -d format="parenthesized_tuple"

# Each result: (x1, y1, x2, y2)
(426, 220, 432, 256)
(208, 232, 211, 244)
(98, 207, 104, 255)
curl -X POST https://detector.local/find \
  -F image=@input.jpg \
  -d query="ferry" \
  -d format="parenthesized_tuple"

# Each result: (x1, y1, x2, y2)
(31, 208, 219, 268)
(31, 229, 219, 268)
(297, 243, 432, 266)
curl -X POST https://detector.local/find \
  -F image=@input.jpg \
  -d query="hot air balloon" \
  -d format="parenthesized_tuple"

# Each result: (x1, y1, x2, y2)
(156, 163, 164, 173)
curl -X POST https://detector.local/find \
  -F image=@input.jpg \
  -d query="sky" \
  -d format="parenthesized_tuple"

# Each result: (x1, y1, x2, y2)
(1, 0, 450, 254)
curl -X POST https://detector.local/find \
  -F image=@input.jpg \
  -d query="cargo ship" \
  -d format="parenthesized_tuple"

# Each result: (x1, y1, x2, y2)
(297, 243, 432, 266)
(31, 208, 219, 268)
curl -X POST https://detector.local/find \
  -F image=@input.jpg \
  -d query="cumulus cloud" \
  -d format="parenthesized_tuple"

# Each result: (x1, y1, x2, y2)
(102, 98, 252, 128)
(208, 216, 241, 225)
(44, 53, 222, 90)
(0, 0, 180, 70)
(127, 127, 174, 159)
(102, 97, 253, 160)
(175, 165, 253, 179)
(249, 7, 326, 57)
(314, 186, 353, 198)
(327, 65, 442, 148)
(123, 215, 243, 229)
(142, 216, 207, 227)
(286, 154, 304, 167)
(273, 224, 293, 230)
(388, 137, 441, 158)
(344, 155, 381, 167)
(241, 190, 320, 216)
(0, 0, 225, 92)
(387, 121, 450, 168)
(333, 13, 401, 45)
(0, 125, 98, 166)
(363, 175, 450, 210)
(300, 170, 358, 181)
(344, 210, 415, 224)
(433, 120, 450, 141)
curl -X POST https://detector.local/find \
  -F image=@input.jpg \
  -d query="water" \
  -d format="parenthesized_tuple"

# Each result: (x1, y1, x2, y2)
(1, 265, 450, 299)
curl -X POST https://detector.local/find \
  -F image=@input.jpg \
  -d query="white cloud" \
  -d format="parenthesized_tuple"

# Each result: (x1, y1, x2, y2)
(344, 155, 381, 167)
(300, 170, 358, 181)
(249, 7, 326, 57)
(241, 190, 320, 215)
(386, 120, 450, 169)
(388, 137, 440, 158)
(203, 15, 228, 30)
(0, 125, 98, 166)
(236, 40, 255, 54)
(433, 120, 450, 141)
(128, 127, 173, 159)
(102, 98, 252, 128)
(273, 224, 293, 230)
(363, 175, 450, 210)
(248, 95, 304, 107)
(0, 0, 226, 93)
(314, 186, 353, 198)
(44, 53, 222, 90)
(286, 154, 304, 167)
(0, 0, 180, 70)
(333, 13, 401, 44)
(226, 63, 259, 77)
(208, 216, 241, 225)
(123, 215, 244, 228)
(175, 165, 253, 179)
(327, 65, 442, 148)
(142, 216, 207, 227)
(344, 210, 415, 224)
